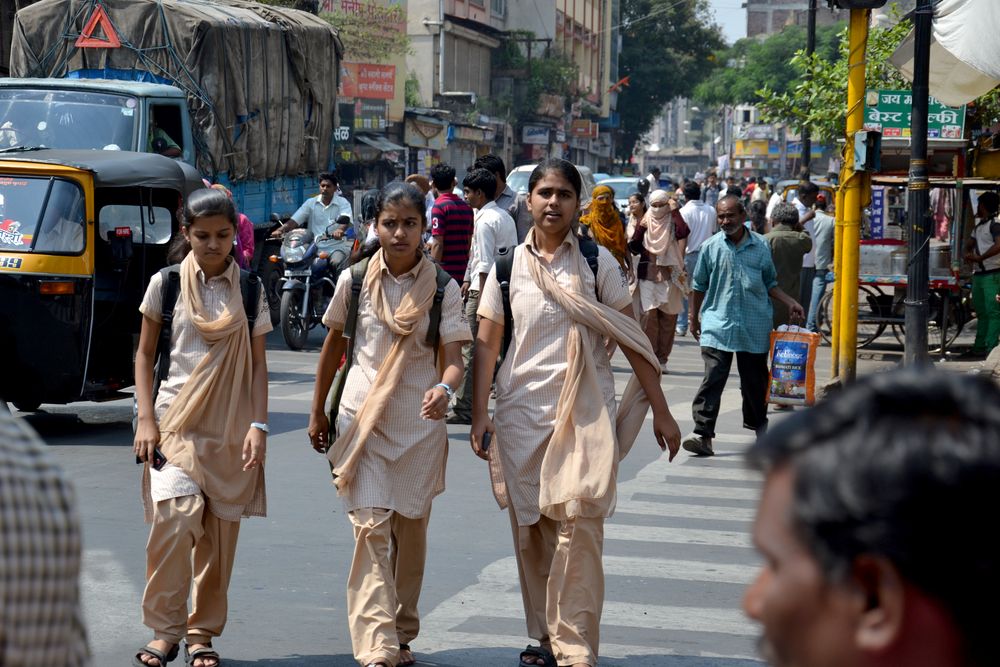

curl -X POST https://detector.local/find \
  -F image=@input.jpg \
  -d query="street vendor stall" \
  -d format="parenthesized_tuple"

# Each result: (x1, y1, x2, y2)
(817, 175, 1000, 354)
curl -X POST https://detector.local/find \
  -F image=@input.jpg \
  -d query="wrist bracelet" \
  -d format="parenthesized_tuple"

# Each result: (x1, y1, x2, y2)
(434, 383, 454, 400)
(250, 421, 270, 434)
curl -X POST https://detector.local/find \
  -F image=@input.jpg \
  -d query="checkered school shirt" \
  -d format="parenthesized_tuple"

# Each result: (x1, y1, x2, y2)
(0, 408, 90, 666)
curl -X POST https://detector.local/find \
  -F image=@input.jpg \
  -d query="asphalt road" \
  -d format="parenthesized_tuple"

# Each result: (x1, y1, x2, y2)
(17, 327, 826, 667)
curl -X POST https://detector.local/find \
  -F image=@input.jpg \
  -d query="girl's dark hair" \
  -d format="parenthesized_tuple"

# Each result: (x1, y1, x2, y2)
(167, 187, 237, 263)
(528, 158, 581, 200)
(749, 200, 768, 234)
(375, 182, 426, 226)
(359, 188, 379, 223)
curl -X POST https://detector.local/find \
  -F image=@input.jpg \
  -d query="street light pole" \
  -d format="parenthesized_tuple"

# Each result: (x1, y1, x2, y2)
(802, 0, 817, 174)
(903, 0, 933, 365)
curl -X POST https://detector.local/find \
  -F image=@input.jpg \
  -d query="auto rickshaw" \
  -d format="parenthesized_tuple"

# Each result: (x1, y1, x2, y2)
(0, 149, 203, 411)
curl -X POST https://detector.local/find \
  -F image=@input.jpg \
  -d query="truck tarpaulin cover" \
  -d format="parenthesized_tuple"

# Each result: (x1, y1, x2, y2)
(9, 0, 344, 181)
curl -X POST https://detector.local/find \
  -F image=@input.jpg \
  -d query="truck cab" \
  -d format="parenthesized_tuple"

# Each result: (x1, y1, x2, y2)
(0, 78, 195, 162)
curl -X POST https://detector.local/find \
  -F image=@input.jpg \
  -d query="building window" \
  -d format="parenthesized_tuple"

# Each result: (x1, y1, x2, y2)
(491, 0, 505, 17)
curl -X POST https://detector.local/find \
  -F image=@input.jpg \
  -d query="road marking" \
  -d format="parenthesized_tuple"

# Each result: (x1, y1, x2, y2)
(605, 523, 752, 548)
(419, 558, 758, 655)
(603, 554, 759, 585)
(632, 463, 762, 483)
(620, 481, 761, 501)
(80, 549, 146, 654)
(615, 499, 755, 522)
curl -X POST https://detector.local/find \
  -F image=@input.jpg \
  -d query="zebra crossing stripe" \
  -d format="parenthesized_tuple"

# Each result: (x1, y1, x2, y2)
(602, 555, 758, 585)
(619, 480, 760, 501)
(605, 523, 753, 548)
(631, 463, 762, 483)
(418, 558, 758, 648)
(615, 499, 755, 522)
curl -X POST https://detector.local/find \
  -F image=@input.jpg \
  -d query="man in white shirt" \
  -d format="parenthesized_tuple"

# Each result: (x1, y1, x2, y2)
(793, 181, 820, 307)
(276, 171, 353, 240)
(646, 166, 662, 194)
(676, 180, 718, 336)
(449, 168, 517, 424)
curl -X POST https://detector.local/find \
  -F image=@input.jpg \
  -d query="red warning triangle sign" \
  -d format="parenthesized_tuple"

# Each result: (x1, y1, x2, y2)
(75, 5, 122, 49)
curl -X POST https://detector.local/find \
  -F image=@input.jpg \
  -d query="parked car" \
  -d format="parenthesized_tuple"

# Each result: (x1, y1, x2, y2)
(593, 172, 611, 183)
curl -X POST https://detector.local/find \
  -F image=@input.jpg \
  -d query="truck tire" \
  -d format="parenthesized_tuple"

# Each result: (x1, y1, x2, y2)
(280, 291, 309, 350)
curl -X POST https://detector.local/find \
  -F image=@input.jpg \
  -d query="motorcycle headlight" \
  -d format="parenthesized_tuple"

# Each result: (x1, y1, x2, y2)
(282, 245, 307, 263)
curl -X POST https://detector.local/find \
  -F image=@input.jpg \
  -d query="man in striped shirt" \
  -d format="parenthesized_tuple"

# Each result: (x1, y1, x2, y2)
(428, 163, 474, 285)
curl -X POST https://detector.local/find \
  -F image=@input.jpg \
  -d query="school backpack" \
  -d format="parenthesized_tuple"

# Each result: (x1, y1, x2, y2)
(493, 234, 600, 361)
(154, 264, 260, 394)
(326, 257, 453, 432)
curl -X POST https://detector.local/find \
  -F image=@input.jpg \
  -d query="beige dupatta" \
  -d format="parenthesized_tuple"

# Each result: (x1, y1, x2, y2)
(518, 230, 660, 521)
(158, 254, 260, 508)
(326, 250, 438, 494)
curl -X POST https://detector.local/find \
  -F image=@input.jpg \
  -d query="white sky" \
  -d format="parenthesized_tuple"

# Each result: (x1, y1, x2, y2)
(708, 0, 748, 45)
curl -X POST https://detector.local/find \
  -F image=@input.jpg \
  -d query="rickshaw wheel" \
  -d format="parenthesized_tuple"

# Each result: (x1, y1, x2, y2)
(816, 285, 886, 348)
(12, 400, 41, 412)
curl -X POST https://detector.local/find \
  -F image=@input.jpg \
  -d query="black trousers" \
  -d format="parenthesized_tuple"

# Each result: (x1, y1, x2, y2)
(692, 347, 769, 439)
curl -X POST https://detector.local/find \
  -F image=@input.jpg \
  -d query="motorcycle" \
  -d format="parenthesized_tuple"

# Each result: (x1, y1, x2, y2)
(277, 225, 351, 350)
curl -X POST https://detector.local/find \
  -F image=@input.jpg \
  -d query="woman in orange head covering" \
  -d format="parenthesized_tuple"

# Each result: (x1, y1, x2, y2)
(581, 184, 630, 273)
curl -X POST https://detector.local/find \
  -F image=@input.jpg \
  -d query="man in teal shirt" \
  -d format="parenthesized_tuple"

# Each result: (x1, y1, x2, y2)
(685, 195, 803, 456)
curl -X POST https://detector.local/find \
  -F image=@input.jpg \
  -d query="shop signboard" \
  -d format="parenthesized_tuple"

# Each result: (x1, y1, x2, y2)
(864, 89, 965, 139)
(735, 139, 769, 157)
(869, 186, 885, 239)
(522, 125, 549, 145)
(340, 63, 396, 100)
(355, 99, 387, 131)
(405, 116, 447, 150)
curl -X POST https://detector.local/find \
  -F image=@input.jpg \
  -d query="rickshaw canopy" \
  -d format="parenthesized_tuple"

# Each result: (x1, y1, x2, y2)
(0, 148, 204, 194)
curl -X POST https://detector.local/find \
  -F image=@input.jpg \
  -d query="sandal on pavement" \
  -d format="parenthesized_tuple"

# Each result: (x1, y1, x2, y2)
(132, 643, 179, 667)
(518, 644, 556, 667)
(184, 643, 220, 667)
(399, 643, 416, 666)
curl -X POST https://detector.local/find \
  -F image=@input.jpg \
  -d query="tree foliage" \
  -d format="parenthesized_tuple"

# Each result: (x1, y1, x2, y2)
(756, 15, 910, 141)
(616, 0, 724, 161)
(693, 23, 842, 107)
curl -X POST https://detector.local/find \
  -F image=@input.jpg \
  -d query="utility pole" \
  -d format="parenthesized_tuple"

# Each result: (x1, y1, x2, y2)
(903, 0, 933, 365)
(801, 0, 817, 174)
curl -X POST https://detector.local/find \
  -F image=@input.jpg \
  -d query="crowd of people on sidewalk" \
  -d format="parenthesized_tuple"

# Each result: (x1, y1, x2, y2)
(3, 158, 1000, 667)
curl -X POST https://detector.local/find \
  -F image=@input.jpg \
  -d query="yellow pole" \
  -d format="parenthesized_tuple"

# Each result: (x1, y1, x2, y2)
(831, 184, 845, 377)
(835, 8, 871, 383)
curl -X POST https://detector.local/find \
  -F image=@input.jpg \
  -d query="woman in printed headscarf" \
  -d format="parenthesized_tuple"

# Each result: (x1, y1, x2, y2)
(628, 189, 689, 373)
(580, 184, 630, 274)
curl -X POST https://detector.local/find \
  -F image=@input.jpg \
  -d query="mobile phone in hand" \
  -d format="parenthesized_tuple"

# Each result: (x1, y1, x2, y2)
(136, 448, 168, 471)
(481, 431, 492, 452)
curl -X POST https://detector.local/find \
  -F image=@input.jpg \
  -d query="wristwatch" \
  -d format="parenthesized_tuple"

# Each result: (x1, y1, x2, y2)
(250, 422, 270, 434)
(433, 383, 454, 400)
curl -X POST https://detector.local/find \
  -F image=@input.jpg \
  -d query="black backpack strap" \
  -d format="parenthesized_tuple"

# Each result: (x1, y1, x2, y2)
(239, 269, 260, 337)
(328, 258, 369, 444)
(155, 265, 181, 383)
(495, 245, 515, 361)
(425, 266, 452, 364)
(577, 234, 601, 299)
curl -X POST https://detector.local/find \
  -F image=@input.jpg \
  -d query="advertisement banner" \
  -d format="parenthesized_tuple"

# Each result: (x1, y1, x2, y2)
(340, 63, 396, 100)
(869, 186, 885, 239)
(864, 89, 965, 139)
(405, 117, 447, 150)
(522, 125, 549, 145)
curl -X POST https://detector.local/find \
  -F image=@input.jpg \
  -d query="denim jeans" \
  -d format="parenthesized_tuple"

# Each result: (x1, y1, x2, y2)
(677, 251, 700, 331)
(805, 269, 829, 331)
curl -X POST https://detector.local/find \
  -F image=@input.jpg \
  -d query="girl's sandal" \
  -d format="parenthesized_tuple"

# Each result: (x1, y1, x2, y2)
(399, 643, 416, 666)
(184, 643, 220, 667)
(132, 643, 179, 666)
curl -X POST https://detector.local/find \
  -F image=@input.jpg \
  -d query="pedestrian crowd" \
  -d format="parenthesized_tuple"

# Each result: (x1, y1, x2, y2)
(2, 158, 998, 667)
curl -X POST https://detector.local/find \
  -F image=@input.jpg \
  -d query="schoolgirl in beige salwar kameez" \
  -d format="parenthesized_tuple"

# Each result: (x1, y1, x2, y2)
(308, 183, 472, 667)
(132, 188, 271, 667)
(471, 159, 683, 667)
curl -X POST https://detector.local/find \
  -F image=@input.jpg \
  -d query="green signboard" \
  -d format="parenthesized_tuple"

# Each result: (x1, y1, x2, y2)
(863, 89, 965, 139)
